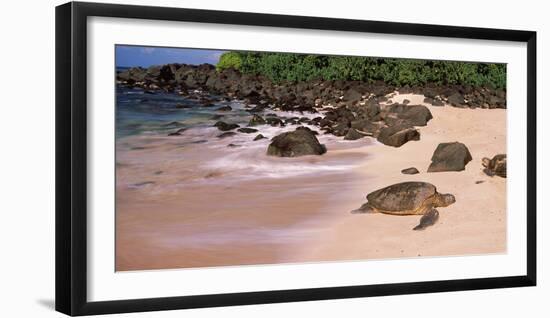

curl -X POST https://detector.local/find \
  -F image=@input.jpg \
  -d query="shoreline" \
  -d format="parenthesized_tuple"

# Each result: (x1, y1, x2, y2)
(115, 92, 506, 271)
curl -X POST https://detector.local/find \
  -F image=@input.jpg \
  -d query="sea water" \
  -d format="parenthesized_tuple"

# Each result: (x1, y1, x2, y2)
(116, 83, 370, 181)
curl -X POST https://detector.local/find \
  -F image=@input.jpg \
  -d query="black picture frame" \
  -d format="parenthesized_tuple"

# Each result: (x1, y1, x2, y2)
(55, 1, 537, 316)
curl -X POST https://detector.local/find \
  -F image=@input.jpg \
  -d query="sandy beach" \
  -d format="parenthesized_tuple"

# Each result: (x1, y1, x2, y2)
(299, 93, 507, 261)
(115, 93, 506, 271)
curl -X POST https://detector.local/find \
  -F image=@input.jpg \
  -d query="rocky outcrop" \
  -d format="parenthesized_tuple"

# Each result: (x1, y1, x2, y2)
(117, 63, 507, 150)
(117, 63, 506, 112)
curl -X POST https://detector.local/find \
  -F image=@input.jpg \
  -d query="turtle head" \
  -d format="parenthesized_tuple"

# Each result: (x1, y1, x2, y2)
(482, 157, 491, 168)
(351, 202, 375, 214)
(437, 193, 456, 207)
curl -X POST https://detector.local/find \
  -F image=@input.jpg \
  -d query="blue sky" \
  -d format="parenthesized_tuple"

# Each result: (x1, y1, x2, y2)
(116, 45, 226, 67)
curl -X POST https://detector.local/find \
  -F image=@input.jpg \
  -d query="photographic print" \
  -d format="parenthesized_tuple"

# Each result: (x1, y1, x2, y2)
(115, 45, 507, 271)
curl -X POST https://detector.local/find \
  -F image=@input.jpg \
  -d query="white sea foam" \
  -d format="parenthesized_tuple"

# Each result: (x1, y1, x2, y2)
(204, 152, 357, 179)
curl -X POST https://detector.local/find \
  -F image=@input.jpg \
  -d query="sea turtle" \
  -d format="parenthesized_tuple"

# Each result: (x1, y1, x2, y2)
(351, 181, 456, 230)
(482, 154, 506, 178)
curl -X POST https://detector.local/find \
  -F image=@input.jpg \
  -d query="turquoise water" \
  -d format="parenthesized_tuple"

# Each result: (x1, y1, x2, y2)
(115, 85, 251, 139)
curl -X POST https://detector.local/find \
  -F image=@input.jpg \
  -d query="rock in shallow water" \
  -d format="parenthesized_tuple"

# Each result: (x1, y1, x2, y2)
(248, 114, 266, 126)
(237, 127, 258, 134)
(253, 134, 266, 141)
(214, 121, 239, 131)
(267, 128, 327, 157)
(217, 131, 237, 139)
(427, 142, 472, 172)
(265, 117, 285, 127)
(216, 105, 232, 111)
(164, 121, 186, 128)
(167, 128, 187, 136)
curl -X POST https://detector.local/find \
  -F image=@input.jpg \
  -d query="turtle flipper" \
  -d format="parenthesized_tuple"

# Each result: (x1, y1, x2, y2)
(413, 208, 439, 230)
(351, 202, 376, 214)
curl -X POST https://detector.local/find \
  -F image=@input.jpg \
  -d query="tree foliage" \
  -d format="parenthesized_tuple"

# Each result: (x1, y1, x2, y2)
(216, 52, 242, 71)
(216, 51, 506, 89)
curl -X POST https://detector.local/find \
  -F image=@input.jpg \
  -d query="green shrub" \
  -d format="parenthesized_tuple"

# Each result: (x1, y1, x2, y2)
(215, 51, 506, 89)
(216, 52, 242, 71)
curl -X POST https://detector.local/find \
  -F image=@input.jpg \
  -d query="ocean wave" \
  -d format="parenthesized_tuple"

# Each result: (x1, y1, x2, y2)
(202, 147, 358, 180)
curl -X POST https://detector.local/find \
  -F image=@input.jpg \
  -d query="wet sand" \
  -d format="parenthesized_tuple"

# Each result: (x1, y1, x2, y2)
(116, 93, 506, 271)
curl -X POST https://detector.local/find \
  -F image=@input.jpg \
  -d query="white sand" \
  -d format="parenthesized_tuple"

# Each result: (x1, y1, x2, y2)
(299, 93, 507, 261)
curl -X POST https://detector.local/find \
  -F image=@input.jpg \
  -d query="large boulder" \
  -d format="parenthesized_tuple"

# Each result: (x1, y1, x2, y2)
(377, 124, 420, 147)
(267, 128, 327, 157)
(385, 104, 433, 126)
(427, 142, 472, 172)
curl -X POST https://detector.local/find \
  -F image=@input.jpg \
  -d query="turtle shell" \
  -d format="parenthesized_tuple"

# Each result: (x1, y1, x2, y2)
(366, 181, 437, 213)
